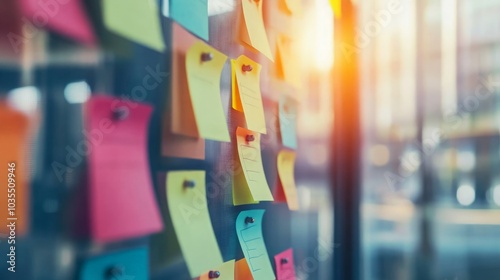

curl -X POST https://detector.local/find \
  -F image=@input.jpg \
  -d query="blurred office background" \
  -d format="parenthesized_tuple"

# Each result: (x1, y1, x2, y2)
(358, 0, 500, 279)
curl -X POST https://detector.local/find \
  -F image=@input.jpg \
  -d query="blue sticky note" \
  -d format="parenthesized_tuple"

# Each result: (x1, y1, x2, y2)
(279, 96, 298, 149)
(235, 210, 275, 280)
(80, 247, 148, 280)
(164, 0, 209, 41)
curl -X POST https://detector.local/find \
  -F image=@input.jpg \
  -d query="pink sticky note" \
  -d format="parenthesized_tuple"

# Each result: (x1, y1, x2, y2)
(87, 96, 163, 242)
(275, 249, 296, 280)
(20, 0, 95, 44)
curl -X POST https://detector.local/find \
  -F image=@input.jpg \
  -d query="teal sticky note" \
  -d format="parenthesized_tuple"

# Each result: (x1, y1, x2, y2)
(80, 247, 148, 280)
(235, 210, 275, 280)
(279, 96, 298, 149)
(165, 0, 209, 41)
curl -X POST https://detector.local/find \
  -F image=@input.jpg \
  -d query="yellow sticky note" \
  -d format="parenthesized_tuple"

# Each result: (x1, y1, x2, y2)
(283, 0, 302, 14)
(232, 55, 267, 134)
(103, 0, 164, 52)
(235, 258, 254, 280)
(330, 0, 342, 18)
(166, 171, 223, 278)
(199, 260, 235, 280)
(276, 35, 302, 89)
(233, 127, 274, 205)
(239, 0, 274, 61)
(186, 41, 230, 142)
(276, 150, 299, 210)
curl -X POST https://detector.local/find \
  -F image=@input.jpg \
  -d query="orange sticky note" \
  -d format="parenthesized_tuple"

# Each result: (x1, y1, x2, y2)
(233, 127, 274, 205)
(0, 104, 30, 236)
(235, 258, 254, 280)
(275, 150, 299, 210)
(239, 0, 274, 61)
(276, 35, 302, 89)
(232, 55, 267, 134)
(163, 23, 205, 159)
(185, 41, 230, 142)
(199, 260, 235, 280)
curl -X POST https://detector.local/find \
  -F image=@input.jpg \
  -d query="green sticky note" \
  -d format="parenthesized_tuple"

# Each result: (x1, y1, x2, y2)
(235, 210, 275, 280)
(167, 0, 209, 41)
(103, 0, 165, 52)
(166, 171, 223, 278)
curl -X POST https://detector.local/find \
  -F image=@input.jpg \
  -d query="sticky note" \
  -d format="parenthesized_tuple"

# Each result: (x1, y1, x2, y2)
(87, 96, 163, 242)
(80, 247, 149, 280)
(186, 41, 230, 142)
(235, 210, 275, 280)
(330, 0, 342, 18)
(274, 249, 296, 280)
(232, 55, 267, 134)
(103, 0, 164, 52)
(276, 35, 302, 89)
(199, 260, 235, 280)
(166, 171, 223, 278)
(0, 104, 29, 236)
(20, 0, 95, 44)
(163, 23, 205, 159)
(239, 0, 273, 60)
(233, 127, 274, 205)
(235, 258, 254, 280)
(275, 150, 299, 211)
(279, 96, 298, 149)
(282, 0, 301, 14)
(165, 0, 209, 41)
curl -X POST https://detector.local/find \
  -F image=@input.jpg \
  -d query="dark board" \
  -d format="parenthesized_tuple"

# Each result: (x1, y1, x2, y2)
(0, 0, 334, 279)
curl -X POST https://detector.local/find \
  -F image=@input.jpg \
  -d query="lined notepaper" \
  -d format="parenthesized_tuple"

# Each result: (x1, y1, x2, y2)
(233, 127, 274, 205)
(232, 55, 267, 134)
(235, 210, 275, 280)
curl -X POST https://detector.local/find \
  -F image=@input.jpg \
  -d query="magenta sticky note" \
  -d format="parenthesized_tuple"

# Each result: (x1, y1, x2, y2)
(20, 0, 95, 44)
(86, 96, 163, 242)
(275, 248, 296, 280)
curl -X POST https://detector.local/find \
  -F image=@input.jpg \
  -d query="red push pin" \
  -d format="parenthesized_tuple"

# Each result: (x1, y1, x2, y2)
(208, 270, 221, 278)
(242, 64, 253, 72)
(201, 52, 213, 62)
(245, 134, 255, 142)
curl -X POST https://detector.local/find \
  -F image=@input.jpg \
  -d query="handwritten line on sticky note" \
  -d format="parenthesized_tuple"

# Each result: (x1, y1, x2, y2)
(279, 96, 298, 149)
(233, 127, 274, 205)
(239, 0, 273, 60)
(199, 259, 236, 280)
(167, 171, 223, 278)
(21, 0, 95, 44)
(235, 210, 275, 280)
(166, 0, 209, 41)
(0, 104, 29, 236)
(274, 249, 296, 280)
(186, 41, 230, 142)
(276, 150, 299, 211)
(232, 55, 267, 134)
(103, 0, 164, 51)
(276, 35, 302, 89)
(87, 96, 163, 242)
